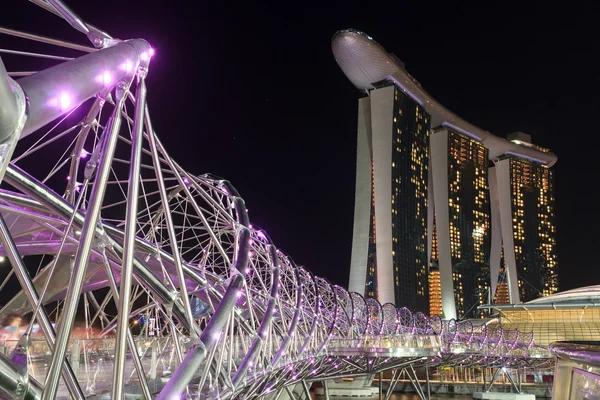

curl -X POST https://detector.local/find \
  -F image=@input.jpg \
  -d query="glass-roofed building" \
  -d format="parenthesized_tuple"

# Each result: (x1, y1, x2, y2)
(480, 285, 600, 346)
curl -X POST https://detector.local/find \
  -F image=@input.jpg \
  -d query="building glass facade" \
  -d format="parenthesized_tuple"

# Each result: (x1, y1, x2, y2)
(446, 131, 491, 318)
(352, 87, 558, 316)
(508, 158, 558, 301)
(390, 87, 430, 312)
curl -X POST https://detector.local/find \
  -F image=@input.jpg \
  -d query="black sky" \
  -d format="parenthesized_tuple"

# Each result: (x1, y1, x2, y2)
(6, 0, 600, 292)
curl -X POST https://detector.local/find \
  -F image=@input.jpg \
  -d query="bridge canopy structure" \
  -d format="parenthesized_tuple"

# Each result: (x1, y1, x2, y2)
(0, 2, 551, 399)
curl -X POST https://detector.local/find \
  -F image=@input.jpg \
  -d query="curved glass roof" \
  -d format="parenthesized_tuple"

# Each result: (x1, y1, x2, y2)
(526, 286, 600, 305)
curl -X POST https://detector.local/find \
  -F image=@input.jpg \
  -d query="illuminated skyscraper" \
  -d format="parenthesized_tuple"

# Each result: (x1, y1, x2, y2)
(489, 133, 559, 303)
(430, 128, 492, 318)
(333, 29, 558, 318)
(349, 83, 430, 311)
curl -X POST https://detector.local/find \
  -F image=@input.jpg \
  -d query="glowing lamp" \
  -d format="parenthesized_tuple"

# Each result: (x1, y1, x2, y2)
(52, 92, 72, 110)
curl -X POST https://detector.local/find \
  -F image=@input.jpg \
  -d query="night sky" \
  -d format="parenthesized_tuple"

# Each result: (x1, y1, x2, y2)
(5, 1, 600, 292)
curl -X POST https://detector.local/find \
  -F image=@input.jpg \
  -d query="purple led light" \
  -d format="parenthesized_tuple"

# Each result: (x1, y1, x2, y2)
(96, 71, 112, 85)
(120, 60, 133, 72)
(140, 52, 149, 61)
(80, 150, 88, 159)
(149, 48, 155, 57)
(59, 92, 72, 109)
(48, 92, 72, 109)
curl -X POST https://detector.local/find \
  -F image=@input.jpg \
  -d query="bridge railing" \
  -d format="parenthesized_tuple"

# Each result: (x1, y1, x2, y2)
(1, 336, 181, 397)
(327, 334, 441, 356)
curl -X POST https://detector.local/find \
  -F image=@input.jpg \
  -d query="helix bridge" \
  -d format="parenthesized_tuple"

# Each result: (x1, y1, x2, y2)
(0, 1, 552, 399)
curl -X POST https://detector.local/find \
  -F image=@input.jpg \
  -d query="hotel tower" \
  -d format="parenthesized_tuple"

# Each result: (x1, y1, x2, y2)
(332, 29, 558, 319)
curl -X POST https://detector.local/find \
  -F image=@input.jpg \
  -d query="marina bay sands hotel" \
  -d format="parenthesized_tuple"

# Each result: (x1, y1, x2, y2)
(332, 29, 558, 320)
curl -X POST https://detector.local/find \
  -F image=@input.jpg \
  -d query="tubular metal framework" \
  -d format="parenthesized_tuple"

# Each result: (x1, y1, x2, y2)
(0, 2, 552, 399)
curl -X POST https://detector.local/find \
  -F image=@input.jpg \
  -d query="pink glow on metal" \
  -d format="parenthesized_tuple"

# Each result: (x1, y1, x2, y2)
(120, 60, 133, 72)
(102, 71, 111, 85)
(80, 150, 88, 159)
(95, 71, 112, 85)
(140, 52, 149, 61)
(47, 91, 72, 109)
(59, 92, 71, 109)
(149, 48, 155, 57)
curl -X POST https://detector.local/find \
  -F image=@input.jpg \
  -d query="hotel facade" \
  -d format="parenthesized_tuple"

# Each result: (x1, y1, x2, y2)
(333, 29, 558, 319)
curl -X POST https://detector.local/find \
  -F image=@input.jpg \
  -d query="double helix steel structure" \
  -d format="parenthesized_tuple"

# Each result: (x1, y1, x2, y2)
(0, 2, 551, 399)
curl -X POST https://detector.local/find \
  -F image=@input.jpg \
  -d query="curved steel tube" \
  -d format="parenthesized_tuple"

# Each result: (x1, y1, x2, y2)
(0, 57, 19, 143)
(17, 39, 149, 138)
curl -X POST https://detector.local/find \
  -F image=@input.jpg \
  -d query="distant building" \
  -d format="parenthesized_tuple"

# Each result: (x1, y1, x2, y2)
(490, 140, 559, 302)
(430, 127, 492, 318)
(481, 286, 600, 346)
(333, 29, 558, 318)
(428, 266, 442, 316)
(349, 84, 430, 311)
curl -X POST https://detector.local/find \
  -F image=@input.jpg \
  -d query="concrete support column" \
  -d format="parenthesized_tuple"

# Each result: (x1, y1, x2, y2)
(488, 166, 503, 298)
(349, 96, 374, 295)
(494, 159, 520, 304)
(370, 86, 396, 305)
(430, 129, 457, 320)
